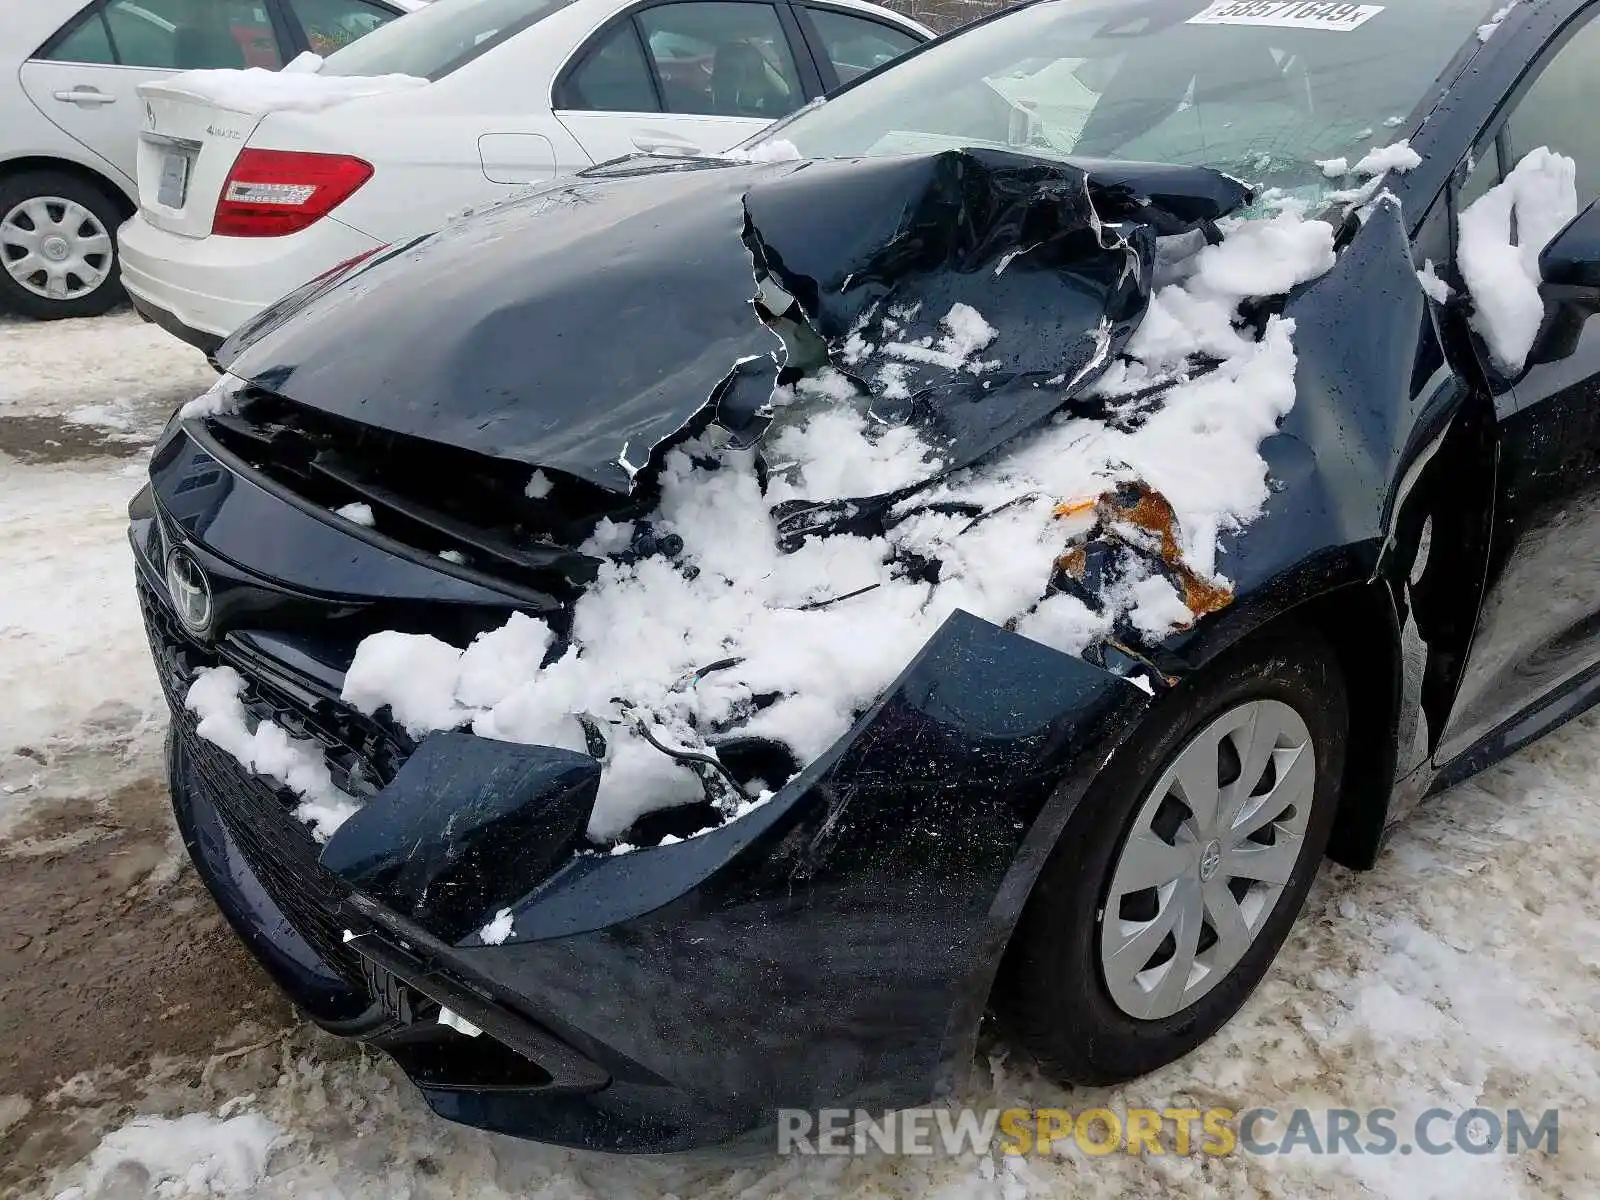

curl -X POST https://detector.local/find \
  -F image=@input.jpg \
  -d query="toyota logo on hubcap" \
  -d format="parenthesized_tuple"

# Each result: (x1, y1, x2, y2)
(164, 548, 213, 636)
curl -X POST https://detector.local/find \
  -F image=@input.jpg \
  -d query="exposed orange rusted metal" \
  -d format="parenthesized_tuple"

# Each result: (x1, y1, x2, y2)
(1055, 480, 1235, 626)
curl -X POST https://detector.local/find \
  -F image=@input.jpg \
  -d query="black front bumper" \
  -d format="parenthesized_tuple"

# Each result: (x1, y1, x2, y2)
(144, 580, 738, 1151)
(132, 432, 1152, 1151)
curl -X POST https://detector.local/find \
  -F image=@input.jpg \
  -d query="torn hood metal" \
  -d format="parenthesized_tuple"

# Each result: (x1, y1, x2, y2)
(217, 149, 1250, 495)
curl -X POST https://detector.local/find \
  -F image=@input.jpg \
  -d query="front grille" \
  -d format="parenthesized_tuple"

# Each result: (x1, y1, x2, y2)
(176, 712, 366, 987)
(201, 391, 615, 610)
(139, 579, 371, 989)
(137, 580, 406, 798)
(139, 579, 206, 712)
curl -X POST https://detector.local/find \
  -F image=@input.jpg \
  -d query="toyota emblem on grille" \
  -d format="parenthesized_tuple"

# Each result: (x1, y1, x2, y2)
(164, 547, 213, 636)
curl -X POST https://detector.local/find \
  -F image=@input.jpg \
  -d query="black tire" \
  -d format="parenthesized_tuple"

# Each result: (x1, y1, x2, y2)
(995, 626, 1347, 1085)
(0, 170, 127, 320)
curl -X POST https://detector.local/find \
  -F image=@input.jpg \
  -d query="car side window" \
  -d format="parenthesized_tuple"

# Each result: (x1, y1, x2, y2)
(92, 0, 284, 70)
(1503, 15, 1600, 202)
(637, 2, 803, 118)
(40, 6, 118, 65)
(1455, 134, 1502, 213)
(563, 22, 661, 112)
(804, 7, 917, 84)
(287, 0, 401, 57)
(1448, 13, 1600, 376)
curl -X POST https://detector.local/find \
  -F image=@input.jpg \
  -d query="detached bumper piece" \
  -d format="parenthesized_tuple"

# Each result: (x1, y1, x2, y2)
(341, 909, 609, 1094)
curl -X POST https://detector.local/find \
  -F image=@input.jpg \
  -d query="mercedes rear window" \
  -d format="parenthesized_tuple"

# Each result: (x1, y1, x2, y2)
(318, 0, 577, 79)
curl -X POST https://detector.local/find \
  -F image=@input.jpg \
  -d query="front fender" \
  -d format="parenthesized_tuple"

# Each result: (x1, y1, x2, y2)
(1143, 198, 1496, 859)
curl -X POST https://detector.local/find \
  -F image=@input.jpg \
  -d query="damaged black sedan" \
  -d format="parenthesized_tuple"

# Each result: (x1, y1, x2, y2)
(131, 0, 1600, 1152)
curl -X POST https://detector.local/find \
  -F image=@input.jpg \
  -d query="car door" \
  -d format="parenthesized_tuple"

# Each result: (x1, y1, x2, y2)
(791, 3, 921, 89)
(553, 0, 820, 163)
(19, 0, 290, 187)
(1436, 10, 1600, 763)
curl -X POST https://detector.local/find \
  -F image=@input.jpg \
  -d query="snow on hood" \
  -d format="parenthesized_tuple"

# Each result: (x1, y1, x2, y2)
(141, 51, 426, 115)
(190, 150, 1337, 845)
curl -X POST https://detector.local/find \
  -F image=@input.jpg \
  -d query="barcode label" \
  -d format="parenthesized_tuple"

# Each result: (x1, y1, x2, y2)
(1187, 1, 1384, 30)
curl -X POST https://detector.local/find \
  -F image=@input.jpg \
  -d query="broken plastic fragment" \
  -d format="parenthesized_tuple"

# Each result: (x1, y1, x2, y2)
(334, 502, 375, 527)
(437, 1007, 483, 1037)
(1052, 497, 1098, 518)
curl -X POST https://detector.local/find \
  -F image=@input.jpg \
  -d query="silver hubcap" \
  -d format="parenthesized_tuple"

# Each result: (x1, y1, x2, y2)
(1, 196, 113, 301)
(1099, 698, 1315, 1020)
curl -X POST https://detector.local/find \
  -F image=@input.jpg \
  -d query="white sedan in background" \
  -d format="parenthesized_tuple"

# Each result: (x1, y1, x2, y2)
(118, 0, 931, 353)
(0, 0, 423, 320)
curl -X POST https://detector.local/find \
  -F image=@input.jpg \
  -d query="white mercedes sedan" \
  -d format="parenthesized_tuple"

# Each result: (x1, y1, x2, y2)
(118, 0, 930, 352)
(0, 0, 424, 320)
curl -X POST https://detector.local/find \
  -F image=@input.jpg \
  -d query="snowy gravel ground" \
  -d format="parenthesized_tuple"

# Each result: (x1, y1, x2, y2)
(0, 311, 216, 835)
(3, 312, 1597, 1199)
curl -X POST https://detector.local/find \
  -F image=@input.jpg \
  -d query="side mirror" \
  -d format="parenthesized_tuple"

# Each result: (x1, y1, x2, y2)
(1538, 196, 1600, 293)
(1529, 197, 1600, 366)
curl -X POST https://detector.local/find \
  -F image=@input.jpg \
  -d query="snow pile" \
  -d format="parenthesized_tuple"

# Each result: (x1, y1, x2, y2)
(341, 612, 554, 737)
(1349, 140, 1422, 177)
(862, 300, 999, 374)
(479, 908, 514, 945)
(722, 138, 803, 163)
(179, 374, 246, 420)
(310, 207, 1336, 844)
(185, 666, 358, 839)
(1324, 139, 1423, 209)
(1416, 258, 1453, 303)
(55, 1111, 283, 1198)
(145, 51, 426, 115)
(333, 502, 374, 527)
(1314, 137, 1421, 183)
(1478, 0, 1518, 40)
(1458, 147, 1577, 372)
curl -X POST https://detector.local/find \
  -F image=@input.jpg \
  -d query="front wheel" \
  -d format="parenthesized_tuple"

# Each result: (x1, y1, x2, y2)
(995, 627, 1347, 1085)
(0, 171, 126, 319)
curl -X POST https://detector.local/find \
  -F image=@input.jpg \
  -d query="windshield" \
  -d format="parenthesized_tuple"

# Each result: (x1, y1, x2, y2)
(770, 0, 1494, 199)
(320, 0, 575, 79)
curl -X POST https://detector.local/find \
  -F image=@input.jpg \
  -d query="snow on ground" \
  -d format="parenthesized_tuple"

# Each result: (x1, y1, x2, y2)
(0, 308, 212, 423)
(0, 311, 216, 829)
(0, 459, 162, 808)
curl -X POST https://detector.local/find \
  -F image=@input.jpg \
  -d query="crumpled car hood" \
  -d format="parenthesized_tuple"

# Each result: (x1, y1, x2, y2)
(217, 149, 1250, 495)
